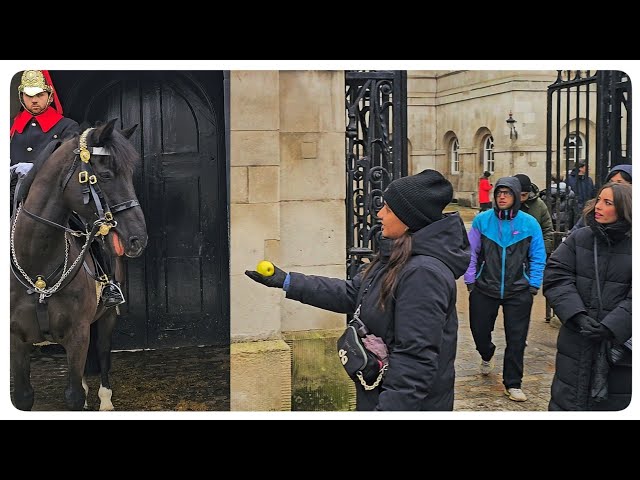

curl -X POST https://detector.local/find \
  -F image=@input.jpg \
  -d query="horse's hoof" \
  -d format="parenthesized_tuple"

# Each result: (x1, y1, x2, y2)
(65, 386, 86, 411)
(12, 389, 35, 411)
(98, 385, 114, 411)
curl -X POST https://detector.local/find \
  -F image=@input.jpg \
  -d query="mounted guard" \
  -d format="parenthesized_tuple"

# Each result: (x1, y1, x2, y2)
(10, 70, 126, 307)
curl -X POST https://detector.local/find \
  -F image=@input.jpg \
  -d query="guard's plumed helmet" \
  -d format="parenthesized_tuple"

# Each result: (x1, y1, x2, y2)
(18, 70, 52, 96)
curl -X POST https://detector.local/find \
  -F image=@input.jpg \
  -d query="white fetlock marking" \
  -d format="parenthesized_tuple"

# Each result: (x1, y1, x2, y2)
(98, 385, 114, 411)
(82, 377, 89, 410)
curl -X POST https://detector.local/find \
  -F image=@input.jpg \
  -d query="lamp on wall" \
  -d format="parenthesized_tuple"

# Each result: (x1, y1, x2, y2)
(506, 111, 518, 140)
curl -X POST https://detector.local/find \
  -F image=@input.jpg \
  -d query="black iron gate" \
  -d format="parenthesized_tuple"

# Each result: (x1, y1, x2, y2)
(345, 71, 408, 279)
(545, 70, 631, 323)
(545, 70, 631, 241)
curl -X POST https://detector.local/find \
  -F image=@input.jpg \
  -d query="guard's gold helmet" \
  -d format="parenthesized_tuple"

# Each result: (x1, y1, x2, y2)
(18, 70, 52, 96)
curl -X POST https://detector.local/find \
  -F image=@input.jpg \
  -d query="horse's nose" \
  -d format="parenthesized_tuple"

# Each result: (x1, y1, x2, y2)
(127, 236, 146, 257)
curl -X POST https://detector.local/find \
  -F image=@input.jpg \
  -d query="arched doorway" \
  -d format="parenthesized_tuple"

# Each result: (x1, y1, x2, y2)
(52, 71, 229, 350)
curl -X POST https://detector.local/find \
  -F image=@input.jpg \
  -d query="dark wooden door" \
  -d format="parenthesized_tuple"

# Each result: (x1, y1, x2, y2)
(56, 71, 229, 350)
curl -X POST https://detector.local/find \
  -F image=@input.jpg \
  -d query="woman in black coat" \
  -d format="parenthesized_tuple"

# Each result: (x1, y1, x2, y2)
(246, 170, 471, 411)
(543, 182, 632, 411)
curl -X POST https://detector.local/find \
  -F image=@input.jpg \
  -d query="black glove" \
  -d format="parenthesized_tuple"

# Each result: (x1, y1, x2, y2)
(580, 320, 614, 340)
(245, 264, 288, 289)
(466, 283, 475, 293)
(572, 313, 612, 340)
(571, 313, 598, 331)
(529, 287, 539, 296)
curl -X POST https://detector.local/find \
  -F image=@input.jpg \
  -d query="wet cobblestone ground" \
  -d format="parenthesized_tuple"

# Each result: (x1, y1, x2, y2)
(10, 344, 229, 412)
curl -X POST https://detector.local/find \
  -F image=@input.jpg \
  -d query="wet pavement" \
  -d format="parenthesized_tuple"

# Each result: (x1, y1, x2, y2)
(453, 277, 558, 411)
(10, 344, 229, 412)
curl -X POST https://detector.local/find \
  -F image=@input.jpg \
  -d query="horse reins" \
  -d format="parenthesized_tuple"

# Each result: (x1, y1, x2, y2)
(11, 127, 141, 306)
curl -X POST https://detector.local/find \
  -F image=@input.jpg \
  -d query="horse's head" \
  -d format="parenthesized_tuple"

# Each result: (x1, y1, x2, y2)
(62, 119, 148, 258)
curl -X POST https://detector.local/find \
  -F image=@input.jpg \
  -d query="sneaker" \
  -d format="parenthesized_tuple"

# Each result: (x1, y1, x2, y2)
(101, 282, 126, 308)
(480, 359, 494, 376)
(504, 387, 527, 402)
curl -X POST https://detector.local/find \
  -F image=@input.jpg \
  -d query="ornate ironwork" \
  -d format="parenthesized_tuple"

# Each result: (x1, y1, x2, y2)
(546, 70, 632, 237)
(345, 71, 407, 280)
(545, 70, 631, 321)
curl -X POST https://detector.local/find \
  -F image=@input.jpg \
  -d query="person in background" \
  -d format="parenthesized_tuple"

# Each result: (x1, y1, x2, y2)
(464, 177, 546, 402)
(544, 182, 631, 411)
(566, 161, 595, 217)
(246, 169, 471, 411)
(515, 174, 553, 255)
(540, 178, 577, 241)
(478, 170, 493, 212)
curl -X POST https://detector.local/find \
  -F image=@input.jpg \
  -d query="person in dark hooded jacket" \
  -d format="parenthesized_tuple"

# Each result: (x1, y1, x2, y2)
(544, 182, 632, 411)
(245, 169, 471, 411)
(464, 177, 546, 402)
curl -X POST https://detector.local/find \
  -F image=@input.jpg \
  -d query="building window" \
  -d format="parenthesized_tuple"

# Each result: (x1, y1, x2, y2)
(564, 133, 584, 169)
(483, 136, 494, 173)
(451, 138, 460, 174)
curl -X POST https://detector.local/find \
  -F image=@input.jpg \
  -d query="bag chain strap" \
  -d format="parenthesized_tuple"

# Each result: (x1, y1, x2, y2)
(353, 274, 389, 390)
(357, 364, 388, 391)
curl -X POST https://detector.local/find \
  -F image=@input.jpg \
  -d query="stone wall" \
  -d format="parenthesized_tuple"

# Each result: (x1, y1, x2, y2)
(229, 71, 346, 410)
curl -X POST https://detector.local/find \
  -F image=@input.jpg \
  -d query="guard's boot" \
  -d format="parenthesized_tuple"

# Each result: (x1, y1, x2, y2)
(101, 281, 125, 308)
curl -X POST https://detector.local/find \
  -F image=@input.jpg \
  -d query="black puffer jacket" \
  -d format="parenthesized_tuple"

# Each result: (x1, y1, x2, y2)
(543, 213, 631, 411)
(286, 213, 471, 411)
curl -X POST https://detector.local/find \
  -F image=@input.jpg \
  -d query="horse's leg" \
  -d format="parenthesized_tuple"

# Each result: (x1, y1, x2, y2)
(96, 310, 117, 411)
(82, 377, 89, 410)
(10, 334, 35, 411)
(63, 323, 90, 411)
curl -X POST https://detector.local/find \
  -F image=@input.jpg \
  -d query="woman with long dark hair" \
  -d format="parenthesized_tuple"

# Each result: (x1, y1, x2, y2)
(544, 182, 632, 411)
(245, 169, 471, 410)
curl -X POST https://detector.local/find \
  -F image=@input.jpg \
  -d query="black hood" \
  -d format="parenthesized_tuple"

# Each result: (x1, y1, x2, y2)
(409, 213, 471, 279)
(494, 176, 522, 216)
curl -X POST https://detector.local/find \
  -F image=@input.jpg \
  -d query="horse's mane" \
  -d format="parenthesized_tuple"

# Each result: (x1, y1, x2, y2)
(87, 122, 139, 177)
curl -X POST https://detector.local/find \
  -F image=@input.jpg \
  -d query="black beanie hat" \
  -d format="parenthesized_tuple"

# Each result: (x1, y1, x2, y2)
(514, 174, 532, 193)
(383, 169, 453, 232)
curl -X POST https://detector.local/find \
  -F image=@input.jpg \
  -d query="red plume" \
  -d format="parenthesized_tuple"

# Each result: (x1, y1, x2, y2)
(41, 70, 63, 115)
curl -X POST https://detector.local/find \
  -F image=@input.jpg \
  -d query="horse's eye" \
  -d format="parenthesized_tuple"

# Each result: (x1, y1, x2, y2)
(99, 172, 113, 180)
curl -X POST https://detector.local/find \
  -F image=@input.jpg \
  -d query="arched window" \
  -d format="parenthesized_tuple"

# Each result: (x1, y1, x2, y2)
(451, 138, 460, 174)
(483, 136, 494, 173)
(564, 133, 584, 168)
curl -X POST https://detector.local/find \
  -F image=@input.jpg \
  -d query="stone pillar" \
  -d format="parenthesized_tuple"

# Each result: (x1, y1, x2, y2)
(230, 71, 346, 411)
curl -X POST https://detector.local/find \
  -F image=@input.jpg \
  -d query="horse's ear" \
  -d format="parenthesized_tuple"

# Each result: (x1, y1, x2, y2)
(121, 124, 138, 140)
(95, 119, 118, 145)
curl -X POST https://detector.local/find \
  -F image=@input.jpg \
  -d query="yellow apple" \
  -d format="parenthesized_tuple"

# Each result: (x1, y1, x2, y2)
(256, 260, 275, 277)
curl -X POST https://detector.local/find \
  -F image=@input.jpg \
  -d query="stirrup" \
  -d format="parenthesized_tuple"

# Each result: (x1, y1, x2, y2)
(101, 282, 126, 308)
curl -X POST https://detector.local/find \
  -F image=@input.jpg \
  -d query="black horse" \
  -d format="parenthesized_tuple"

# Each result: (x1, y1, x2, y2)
(10, 119, 147, 411)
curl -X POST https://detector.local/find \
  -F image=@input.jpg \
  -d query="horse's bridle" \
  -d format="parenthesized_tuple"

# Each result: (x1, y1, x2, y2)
(64, 127, 141, 234)
(11, 127, 141, 300)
